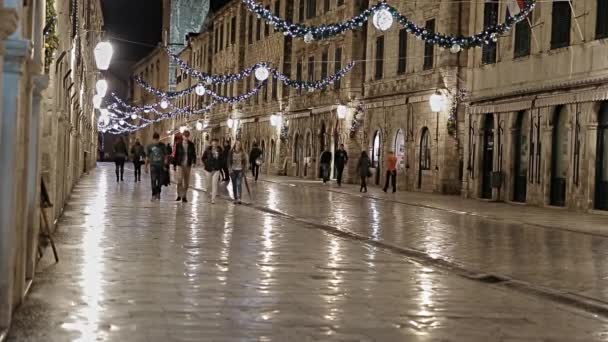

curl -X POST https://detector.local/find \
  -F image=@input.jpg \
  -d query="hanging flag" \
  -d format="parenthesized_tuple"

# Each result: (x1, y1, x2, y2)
(506, 0, 525, 16)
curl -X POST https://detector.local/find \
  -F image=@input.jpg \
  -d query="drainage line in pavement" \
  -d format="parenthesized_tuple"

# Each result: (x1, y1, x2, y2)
(183, 182, 608, 319)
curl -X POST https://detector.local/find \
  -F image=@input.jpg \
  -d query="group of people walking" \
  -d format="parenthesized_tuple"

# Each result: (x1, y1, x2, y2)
(113, 133, 401, 202)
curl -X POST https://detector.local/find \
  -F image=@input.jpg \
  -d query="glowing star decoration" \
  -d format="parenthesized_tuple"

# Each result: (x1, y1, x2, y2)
(337, 105, 349, 119)
(131, 114, 138, 120)
(93, 94, 102, 109)
(196, 121, 204, 131)
(94, 41, 113, 70)
(195, 84, 206, 96)
(160, 99, 169, 109)
(255, 66, 269, 81)
(96, 79, 108, 97)
(429, 91, 447, 113)
(450, 44, 462, 54)
(372, 8, 393, 31)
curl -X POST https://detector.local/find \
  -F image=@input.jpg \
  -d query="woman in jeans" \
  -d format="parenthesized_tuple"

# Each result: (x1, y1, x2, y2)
(228, 141, 247, 204)
(357, 151, 371, 193)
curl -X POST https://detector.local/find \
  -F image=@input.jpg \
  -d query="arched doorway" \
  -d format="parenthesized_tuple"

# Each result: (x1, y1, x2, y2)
(481, 114, 495, 199)
(550, 106, 568, 206)
(596, 104, 608, 210)
(395, 129, 405, 172)
(513, 111, 529, 202)
(418, 128, 431, 189)
(372, 130, 382, 185)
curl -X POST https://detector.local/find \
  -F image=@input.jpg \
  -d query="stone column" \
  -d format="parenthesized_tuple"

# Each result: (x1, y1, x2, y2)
(0, 37, 30, 330)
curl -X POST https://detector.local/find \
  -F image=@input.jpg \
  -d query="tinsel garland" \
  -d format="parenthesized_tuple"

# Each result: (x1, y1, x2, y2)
(164, 47, 356, 89)
(241, 0, 536, 49)
(109, 93, 217, 116)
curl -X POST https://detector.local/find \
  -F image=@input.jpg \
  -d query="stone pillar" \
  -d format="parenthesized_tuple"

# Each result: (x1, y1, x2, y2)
(0, 37, 29, 329)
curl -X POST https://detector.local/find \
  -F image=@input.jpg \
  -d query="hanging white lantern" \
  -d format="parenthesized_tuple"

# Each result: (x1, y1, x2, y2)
(337, 105, 349, 119)
(227, 118, 234, 128)
(196, 121, 204, 131)
(255, 66, 270, 81)
(429, 91, 447, 113)
(195, 84, 206, 96)
(450, 44, 462, 54)
(119, 119, 125, 125)
(131, 114, 138, 120)
(304, 32, 314, 44)
(270, 114, 278, 126)
(93, 94, 102, 109)
(372, 8, 393, 32)
(96, 79, 108, 97)
(160, 99, 169, 109)
(94, 41, 114, 70)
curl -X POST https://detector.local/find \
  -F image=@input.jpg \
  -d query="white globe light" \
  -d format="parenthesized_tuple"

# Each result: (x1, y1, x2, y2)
(227, 118, 234, 128)
(93, 94, 102, 109)
(166, 130, 172, 134)
(160, 99, 169, 109)
(94, 41, 114, 70)
(450, 44, 462, 54)
(196, 121, 204, 131)
(270, 114, 278, 127)
(337, 105, 349, 119)
(429, 92, 447, 113)
(119, 119, 125, 125)
(255, 66, 270, 81)
(96, 79, 108, 97)
(372, 8, 393, 31)
(179, 126, 187, 133)
(113, 124, 119, 129)
(131, 114, 138, 120)
(195, 84, 206, 96)
(276, 116, 283, 127)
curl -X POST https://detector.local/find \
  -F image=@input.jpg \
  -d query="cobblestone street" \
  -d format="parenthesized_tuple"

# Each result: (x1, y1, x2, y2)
(8, 165, 608, 341)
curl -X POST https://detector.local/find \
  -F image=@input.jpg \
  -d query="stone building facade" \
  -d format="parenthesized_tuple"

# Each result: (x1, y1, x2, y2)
(463, 0, 608, 212)
(0, 0, 103, 336)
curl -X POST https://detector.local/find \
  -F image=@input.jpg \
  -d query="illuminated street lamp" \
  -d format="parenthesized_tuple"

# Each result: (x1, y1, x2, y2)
(94, 41, 114, 70)
(337, 105, 349, 119)
(96, 79, 108, 97)
(227, 118, 234, 128)
(429, 90, 447, 113)
(93, 94, 102, 109)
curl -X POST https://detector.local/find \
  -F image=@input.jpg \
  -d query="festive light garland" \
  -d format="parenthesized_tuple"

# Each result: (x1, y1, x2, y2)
(241, 0, 536, 50)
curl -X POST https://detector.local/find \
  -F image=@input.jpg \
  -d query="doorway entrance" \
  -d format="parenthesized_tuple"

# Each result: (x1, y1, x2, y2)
(550, 106, 568, 207)
(596, 104, 608, 210)
(513, 111, 529, 202)
(481, 114, 494, 199)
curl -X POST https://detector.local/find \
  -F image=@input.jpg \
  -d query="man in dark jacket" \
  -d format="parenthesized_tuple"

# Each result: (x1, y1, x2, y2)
(249, 143, 263, 182)
(320, 149, 332, 184)
(202, 139, 223, 204)
(334, 144, 348, 186)
(130, 139, 146, 182)
(145, 132, 168, 201)
(173, 130, 197, 203)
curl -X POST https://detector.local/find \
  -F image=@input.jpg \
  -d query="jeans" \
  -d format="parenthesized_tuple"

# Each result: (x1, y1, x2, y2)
(384, 170, 397, 192)
(177, 165, 192, 198)
(133, 161, 142, 181)
(150, 164, 163, 197)
(205, 170, 221, 200)
(115, 157, 125, 181)
(251, 163, 260, 181)
(336, 165, 345, 185)
(231, 170, 243, 200)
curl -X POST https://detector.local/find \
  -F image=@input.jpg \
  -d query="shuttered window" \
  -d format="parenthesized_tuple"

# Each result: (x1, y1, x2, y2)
(551, 0, 571, 49)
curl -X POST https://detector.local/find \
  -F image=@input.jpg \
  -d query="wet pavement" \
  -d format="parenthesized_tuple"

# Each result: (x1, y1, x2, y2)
(187, 168, 608, 308)
(8, 164, 608, 341)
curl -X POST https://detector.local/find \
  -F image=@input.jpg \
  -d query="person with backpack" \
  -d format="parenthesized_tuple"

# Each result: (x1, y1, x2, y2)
(201, 138, 224, 204)
(173, 130, 197, 203)
(249, 143, 263, 182)
(130, 139, 146, 182)
(113, 137, 128, 182)
(145, 132, 168, 201)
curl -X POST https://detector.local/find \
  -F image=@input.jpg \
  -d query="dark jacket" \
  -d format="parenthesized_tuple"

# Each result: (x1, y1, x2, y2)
(335, 149, 348, 167)
(173, 140, 197, 167)
(320, 151, 332, 164)
(357, 156, 372, 177)
(249, 147, 263, 165)
(130, 143, 146, 162)
(202, 146, 224, 172)
(113, 141, 128, 159)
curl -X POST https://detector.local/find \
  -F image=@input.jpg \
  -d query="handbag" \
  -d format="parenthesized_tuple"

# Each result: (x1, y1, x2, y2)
(255, 157, 263, 166)
(367, 168, 373, 178)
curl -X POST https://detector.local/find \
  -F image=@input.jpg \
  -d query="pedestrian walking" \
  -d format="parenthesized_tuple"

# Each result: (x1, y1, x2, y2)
(320, 148, 332, 184)
(383, 151, 398, 193)
(249, 143, 263, 182)
(173, 130, 196, 203)
(334, 144, 348, 187)
(145, 132, 168, 201)
(221, 140, 231, 182)
(228, 140, 247, 204)
(130, 139, 146, 182)
(113, 137, 128, 182)
(357, 151, 372, 193)
(202, 138, 224, 204)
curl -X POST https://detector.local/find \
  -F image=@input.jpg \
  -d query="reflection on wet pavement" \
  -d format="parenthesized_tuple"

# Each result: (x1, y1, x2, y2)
(8, 165, 608, 341)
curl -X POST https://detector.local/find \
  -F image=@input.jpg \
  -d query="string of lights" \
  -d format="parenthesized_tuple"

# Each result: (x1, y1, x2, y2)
(241, 0, 536, 50)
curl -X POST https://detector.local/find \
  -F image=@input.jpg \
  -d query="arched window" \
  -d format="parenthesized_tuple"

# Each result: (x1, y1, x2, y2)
(420, 128, 431, 170)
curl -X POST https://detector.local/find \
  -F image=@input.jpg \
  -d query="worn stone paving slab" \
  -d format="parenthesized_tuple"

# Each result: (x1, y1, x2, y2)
(8, 165, 608, 341)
